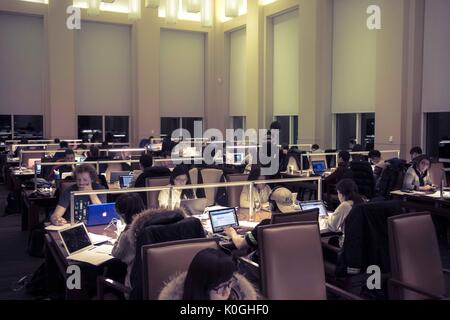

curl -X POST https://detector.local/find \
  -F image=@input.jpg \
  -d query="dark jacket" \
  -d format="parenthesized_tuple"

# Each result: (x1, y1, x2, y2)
(324, 162, 349, 186)
(376, 158, 407, 198)
(158, 271, 258, 300)
(129, 208, 206, 300)
(337, 200, 402, 276)
(346, 161, 375, 199)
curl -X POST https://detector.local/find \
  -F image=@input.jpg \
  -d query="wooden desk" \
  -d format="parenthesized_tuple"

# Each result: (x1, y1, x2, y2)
(391, 190, 450, 218)
(45, 225, 120, 300)
(21, 189, 57, 232)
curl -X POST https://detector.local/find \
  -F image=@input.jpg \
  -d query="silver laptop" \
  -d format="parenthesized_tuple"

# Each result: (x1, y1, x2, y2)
(110, 171, 131, 183)
(300, 200, 329, 217)
(208, 207, 239, 233)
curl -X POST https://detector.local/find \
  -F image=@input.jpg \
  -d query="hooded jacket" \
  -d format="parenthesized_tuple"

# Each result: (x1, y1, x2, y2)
(158, 271, 258, 300)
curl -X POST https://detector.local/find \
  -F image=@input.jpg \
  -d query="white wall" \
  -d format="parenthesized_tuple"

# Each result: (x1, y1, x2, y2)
(422, 0, 450, 113)
(160, 29, 205, 117)
(75, 21, 132, 115)
(229, 28, 247, 117)
(332, 0, 377, 114)
(0, 13, 44, 115)
(273, 9, 299, 116)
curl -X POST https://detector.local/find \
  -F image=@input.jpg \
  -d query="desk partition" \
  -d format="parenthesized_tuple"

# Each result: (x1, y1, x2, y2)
(68, 176, 322, 224)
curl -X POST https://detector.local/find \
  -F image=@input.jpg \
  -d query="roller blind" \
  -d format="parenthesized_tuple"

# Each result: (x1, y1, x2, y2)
(0, 13, 43, 115)
(422, 0, 450, 113)
(75, 22, 131, 115)
(160, 29, 205, 117)
(229, 28, 247, 117)
(273, 9, 299, 116)
(332, 0, 376, 114)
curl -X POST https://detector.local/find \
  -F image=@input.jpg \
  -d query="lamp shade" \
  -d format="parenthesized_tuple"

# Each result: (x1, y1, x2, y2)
(87, 0, 101, 16)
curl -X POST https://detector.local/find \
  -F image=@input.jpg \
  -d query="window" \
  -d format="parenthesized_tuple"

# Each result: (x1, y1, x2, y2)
(105, 116, 129, 143)
(13, 115, 43, 140)
(426, 112, 450, 158)
(78, 115, 129, 143)
(0, 115, 12, 141)
(335, 113, 375, 150)
(275, 116, 298, 145)
(230, 117, 246, 130)
(161, 117, 203, 138)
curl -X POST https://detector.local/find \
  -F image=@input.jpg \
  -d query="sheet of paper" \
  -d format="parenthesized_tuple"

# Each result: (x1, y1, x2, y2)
(45, 224, 71, 231)
(67, 251, 114, 266)
(88, 232, 112, 245)
(91, 244, 114, 255)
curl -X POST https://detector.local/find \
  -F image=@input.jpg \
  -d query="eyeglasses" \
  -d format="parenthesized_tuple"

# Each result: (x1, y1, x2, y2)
(212, 276, 237, 294)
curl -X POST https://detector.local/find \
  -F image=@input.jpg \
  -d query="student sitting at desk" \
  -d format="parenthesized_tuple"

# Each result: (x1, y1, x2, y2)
(323, 150, 350, 186)
(368, 150, 386, 182)
(402, 155, 434, 191)
(326, 179, 364, 247)
(50, 164, 106, 225)
(159, 248, 257, 300)
(224, 187, 299, 261)
(111, 193, 146, 293)
(158, 165, 196, 209)
(240, 166, 271, 209)
(409, 146, 423, 163)
(50, 149, 76, 180)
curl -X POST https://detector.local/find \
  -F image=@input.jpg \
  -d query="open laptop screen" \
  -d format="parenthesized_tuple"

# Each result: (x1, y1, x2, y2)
(312, 160, 326, 175)
(300, 201, 328, 217)
(59, 224, 92, 255)
(209, 207, 239, 233)
(119, 175, 133, 188)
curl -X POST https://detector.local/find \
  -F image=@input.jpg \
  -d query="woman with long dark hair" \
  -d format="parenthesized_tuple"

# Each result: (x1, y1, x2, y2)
(159, 248, 257, 300)
(327, 178, 364, 247)
(158, 165, 195, 209)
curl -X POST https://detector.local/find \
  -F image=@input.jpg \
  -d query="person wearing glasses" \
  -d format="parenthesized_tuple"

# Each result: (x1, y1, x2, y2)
(158, 165, 196, 209)
(159, 248, 257, 300)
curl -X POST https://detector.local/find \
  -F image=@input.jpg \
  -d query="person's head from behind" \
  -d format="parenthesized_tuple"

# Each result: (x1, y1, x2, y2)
(281, 143, 289, 155)
(74, 164, 97, 190)
(311, 144, 320, 152)
(336, 179, 363, 205)
(183, 248, 237, 300)
(139, 154, 153, 170)
(248, 165, 266, 191)
(65, 149, 75, 163)
(368, 150, 382, 165)
(338, 150, 350, 164)
(59, 141, 69, 149)
(170, 165, 189, 186)
(269, 121, 281, 131)
(115, 193, 145, 225)
(54, 138, 60, 144)
(413, 155, 431, 173)
(88, 145, 100, 158)
(349, 139, 356, 149)
(410, 146, 423, 161)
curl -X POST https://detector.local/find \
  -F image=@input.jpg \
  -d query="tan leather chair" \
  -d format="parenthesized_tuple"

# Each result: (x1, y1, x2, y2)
(225, 173, 248, 208)
(388, 212, 450, 300)
(145, 176, 171, 209)
(429, 162, 447, 187)
(258, 222, 360, 300)
(142, 238, 220, 300)
(200, 168, 223, 205)
(189, 168, 198, 186)
(271, 208, 319, 224)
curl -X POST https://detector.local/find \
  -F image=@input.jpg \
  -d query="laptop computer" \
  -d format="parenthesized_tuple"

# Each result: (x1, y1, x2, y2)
(58, 223, 114, 265)
(180, 198, 208, 216)
(208, 207, 239, 233)
(226, 152, 245, 166)
(27, 158, 41, 170)
(119, 175, 133, 188)
(311, 160, 327, 176)
(300, 200, 329, 217)
(110, 171, 131, 183)
(86, 203, 120, 226)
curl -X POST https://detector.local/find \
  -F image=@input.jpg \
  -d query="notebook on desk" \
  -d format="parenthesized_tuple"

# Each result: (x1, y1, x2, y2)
(58, 223, 114, 266)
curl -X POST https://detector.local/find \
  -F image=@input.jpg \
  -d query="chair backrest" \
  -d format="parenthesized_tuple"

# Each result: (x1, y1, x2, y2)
(145, 176, 171, 209)
(258, 222, 326, 300)
(429, 162, 446, 187)
(142, 238, 219, 300)
(388, 212, 445, 300)
(225, 173, 248, 207)
(189, 168, 198, 186)
(200, 168, 223, 205)
(271, 208, 319, 224)
(349, 161, 374, 198)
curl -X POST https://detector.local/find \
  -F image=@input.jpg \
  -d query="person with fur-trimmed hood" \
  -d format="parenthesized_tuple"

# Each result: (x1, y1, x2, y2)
(159, 248, 258, 300)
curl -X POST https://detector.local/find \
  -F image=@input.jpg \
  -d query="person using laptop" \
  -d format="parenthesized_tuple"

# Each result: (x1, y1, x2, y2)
(323, 150, 350, 186)
(325, 179, 364, 248)
(368, 150, 386, 182)
(50, 164, 106, 225)
(111, 193, 146, 293)
(50, 149, 76, 180)
(240, 166, 271, 210)
(158, 165, 196, 209)
(402, 155, 434, 191)
(159, 248, 257, 300)
(224, 187, 299, 261)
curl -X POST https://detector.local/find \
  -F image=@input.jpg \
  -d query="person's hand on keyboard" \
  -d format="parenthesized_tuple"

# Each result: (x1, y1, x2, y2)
(224, 227, 237, 239)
